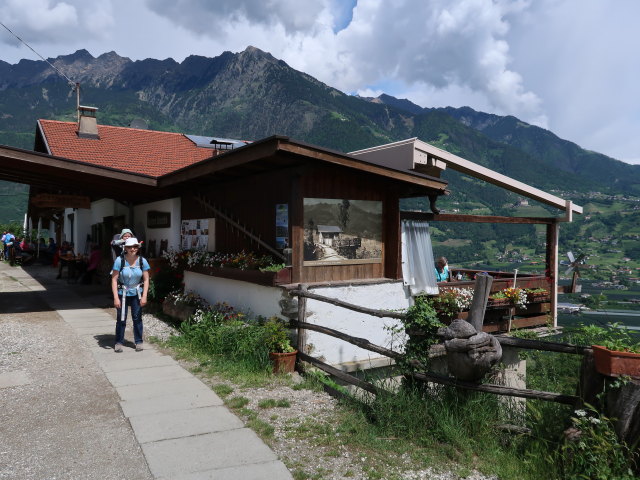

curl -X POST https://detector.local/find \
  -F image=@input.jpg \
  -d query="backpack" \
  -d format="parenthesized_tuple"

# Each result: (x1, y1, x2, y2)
(116, 254, 145, 290)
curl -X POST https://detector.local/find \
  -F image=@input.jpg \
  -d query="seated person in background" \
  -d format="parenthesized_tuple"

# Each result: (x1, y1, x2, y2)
(81, 244, 103, 285)
(12, 238, 33, 265)
(20, 238, 35, 253)
(435, 256, 451, 282)
(56, 241, 75, 279)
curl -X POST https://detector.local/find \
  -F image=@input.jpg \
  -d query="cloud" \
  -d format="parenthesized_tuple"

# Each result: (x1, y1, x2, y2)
(141, 0, 546, 128)
(144, 0, 330, 37)
(0, 0, 114, 46)
(328, 0, 546, 124)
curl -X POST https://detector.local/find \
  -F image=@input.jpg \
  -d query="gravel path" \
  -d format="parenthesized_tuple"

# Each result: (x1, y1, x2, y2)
(0, 264, 152, 480)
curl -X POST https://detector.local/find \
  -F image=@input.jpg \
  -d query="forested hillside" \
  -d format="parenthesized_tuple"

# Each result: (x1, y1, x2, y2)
(1, 46, 638, 283)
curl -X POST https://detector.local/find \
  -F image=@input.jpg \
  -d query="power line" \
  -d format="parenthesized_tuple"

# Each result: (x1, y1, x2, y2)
(0, 20, 76, 88)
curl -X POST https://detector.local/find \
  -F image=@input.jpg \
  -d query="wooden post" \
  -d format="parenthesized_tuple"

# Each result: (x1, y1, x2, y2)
(546, 221, 559, 327)
(467, 273, 493, 331)
(296, 284, 308, 362)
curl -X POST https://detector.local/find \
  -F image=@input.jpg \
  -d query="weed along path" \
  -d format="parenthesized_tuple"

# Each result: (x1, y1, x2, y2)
(0, 262, 292, 480)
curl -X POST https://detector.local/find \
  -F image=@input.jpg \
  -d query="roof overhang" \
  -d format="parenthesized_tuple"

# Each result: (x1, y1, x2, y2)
(350, 137, 583, 215)
(0, 144, 163, 202)
(159, 135, 448, 193)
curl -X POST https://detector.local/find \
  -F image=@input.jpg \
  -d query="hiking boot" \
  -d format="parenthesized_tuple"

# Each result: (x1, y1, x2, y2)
(135, 344, 143, 352)
(114, 343, 123, 353)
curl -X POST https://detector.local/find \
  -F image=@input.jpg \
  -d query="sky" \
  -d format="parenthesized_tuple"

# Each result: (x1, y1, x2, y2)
(1, 0, 638, 165)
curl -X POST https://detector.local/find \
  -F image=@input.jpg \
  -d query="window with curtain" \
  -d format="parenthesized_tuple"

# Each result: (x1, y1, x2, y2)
(401, 219, 439, 296)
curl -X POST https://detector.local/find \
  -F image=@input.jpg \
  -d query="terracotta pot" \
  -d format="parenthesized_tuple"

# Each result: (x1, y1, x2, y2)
(269, 350, 297, 374)
(592, 345, 640, 378)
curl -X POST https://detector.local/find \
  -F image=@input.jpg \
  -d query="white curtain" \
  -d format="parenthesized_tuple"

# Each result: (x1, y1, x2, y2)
(401, 219, 439, 296)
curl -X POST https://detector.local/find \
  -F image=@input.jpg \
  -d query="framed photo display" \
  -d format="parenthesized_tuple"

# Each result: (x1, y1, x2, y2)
(303, 198, 382, 266)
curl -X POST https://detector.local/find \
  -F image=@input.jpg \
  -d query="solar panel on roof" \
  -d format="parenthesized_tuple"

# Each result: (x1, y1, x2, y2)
(184, 134, 249, 150)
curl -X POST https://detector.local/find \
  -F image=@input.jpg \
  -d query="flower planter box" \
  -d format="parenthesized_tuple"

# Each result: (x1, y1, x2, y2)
(187, 265, 292, 286)
(162, 301, 196, 322)
(526, 293, 550, 303)
(489, 298, 511, 307)
(269, 350, 297, 374)
(592, 345, 640, 378)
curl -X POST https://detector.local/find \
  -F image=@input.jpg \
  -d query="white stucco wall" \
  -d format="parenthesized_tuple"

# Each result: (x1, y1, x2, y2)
(305, 282, 411, 368)
(184, 271, 284, 319)
(133, 198, 181, 254)
(184, 272, 413, 369)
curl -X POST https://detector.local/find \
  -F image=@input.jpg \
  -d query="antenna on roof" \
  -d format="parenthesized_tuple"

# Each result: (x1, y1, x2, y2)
(0, 20, 80, 110)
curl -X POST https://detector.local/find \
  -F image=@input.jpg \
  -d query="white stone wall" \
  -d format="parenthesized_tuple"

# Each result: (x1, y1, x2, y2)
(184, 271, 285, 319)
(184, 272, 412, 369)
(305, 282, 411, 369)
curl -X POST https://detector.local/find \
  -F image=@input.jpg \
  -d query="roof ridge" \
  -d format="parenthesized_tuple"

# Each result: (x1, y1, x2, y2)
(38, 119, 186, 136)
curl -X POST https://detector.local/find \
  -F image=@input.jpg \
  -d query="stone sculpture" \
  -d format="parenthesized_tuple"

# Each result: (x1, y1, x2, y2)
(440, 319, 502, 381)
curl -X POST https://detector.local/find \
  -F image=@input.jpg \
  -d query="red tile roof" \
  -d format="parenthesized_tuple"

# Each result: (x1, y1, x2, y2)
(38, 120, 216, 177)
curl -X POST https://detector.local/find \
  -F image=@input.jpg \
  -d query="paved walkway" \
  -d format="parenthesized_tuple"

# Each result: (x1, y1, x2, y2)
(0, 263, 292, 480)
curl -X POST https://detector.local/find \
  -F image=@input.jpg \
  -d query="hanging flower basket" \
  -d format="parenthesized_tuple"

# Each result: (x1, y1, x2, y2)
(592, 345, 640, 378)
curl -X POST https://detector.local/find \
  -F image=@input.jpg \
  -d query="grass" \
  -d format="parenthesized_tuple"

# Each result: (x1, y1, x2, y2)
(156, 306, 639, 479)
(258, 398, 291, 409)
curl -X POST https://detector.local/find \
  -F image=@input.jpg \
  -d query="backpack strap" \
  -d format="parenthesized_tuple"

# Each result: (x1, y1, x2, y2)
(117, 255, 145, 286)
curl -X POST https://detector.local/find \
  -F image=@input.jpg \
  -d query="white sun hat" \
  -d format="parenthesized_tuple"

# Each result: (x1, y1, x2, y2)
(123, 237, 141, 248)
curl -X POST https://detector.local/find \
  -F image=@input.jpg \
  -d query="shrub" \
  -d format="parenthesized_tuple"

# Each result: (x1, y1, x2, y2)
(560, 408, 636, 480)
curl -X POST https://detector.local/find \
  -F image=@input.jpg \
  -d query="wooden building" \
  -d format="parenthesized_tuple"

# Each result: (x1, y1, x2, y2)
(0, 109, 582, 368)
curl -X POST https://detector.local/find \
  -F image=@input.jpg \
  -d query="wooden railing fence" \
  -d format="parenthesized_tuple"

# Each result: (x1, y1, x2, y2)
(290, 284, 587, 406)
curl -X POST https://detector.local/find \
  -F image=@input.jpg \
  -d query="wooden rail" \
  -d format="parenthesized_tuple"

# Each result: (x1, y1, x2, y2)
(289, 288, 406, 319)
(291, 285, 586, 406)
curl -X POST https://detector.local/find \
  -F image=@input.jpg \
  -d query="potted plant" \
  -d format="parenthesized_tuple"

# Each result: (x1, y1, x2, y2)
(162, 290, 209, 322)
(430, 288, 473, 323)
(525, 287, 549, 303)
(263, 316, 297, 374)
(592, 323, 640, 378)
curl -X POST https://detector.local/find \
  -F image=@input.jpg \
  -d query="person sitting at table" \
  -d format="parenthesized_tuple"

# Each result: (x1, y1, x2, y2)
(56, 241, 75, 279)
(11, 238, 34, 265)
(435, 256, 451, 282)
(81, 244, 103, 285)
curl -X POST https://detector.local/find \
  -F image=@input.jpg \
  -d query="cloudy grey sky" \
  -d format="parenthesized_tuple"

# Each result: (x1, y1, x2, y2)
(1, 0, 638, 164)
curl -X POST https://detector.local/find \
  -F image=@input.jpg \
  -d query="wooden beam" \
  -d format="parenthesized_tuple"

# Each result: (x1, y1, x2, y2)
(409, 370, 579, 405)
(401, 211, 556, 225)
(280, 143, 448, 191)
(494, 336, 590, 355)
(410, 139, 583, 215)
(192, 194, 286, 261)
(298, 352, 382, 395)
(547, 222, 559, 327)
(292, 320, 402, 360)
(289, 289, 406, 319)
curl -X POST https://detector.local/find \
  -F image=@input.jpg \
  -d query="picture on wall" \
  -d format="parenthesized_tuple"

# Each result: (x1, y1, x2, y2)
(303, 198, 382, 266)
(181, 218, 214, 251)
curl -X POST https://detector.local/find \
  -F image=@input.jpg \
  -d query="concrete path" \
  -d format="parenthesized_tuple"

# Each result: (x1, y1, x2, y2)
(0, 263, 292, 480)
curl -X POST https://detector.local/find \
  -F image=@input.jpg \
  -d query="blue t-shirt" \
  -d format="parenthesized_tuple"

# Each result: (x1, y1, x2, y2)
(435, 265, 449, 282)
(113, 256, 150, 296)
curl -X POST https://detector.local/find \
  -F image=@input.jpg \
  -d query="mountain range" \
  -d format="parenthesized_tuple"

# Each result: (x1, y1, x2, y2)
(0, 45, 638, 224)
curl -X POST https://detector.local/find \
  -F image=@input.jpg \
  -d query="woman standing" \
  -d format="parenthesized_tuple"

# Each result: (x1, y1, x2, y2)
(111, 237, 150, 352)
